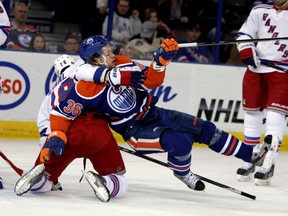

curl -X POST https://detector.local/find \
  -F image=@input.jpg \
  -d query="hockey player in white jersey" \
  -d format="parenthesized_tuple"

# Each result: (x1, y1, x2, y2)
(236, 0, 288, 185)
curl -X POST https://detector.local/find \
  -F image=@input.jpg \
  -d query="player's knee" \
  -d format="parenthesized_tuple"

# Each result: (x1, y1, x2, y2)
(197, 121, 218, 145)
(104, 174, 128, 198)
(160, 130, 194, 156)
(266, 110, 286, 137)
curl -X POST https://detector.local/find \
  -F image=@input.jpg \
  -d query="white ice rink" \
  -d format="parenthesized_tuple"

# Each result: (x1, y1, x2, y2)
(0, 139, 287, 216)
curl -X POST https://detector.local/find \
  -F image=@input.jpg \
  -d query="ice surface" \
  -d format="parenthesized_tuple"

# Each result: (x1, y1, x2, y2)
(0, 140, 287, 216)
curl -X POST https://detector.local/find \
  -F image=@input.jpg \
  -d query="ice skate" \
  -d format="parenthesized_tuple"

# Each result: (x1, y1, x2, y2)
(237, 162, 255, 182)
(174, 171, 205, 191)
(254, 164, 275, 186)
(14, 164, 45, 196)
(254, 135, 278, 186)
(82, 170, 110, 202)
(250, 135, 275, 166)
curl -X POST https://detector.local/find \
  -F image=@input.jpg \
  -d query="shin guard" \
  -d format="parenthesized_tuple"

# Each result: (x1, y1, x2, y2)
(209, 130, 253, 162)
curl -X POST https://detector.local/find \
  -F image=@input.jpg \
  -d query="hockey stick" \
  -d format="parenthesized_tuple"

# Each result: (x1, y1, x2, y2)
(0, 151, 24, 176)
(178, 37, 288, 48)
(119, 145, 256, 200)
(260, 61, 288, 73)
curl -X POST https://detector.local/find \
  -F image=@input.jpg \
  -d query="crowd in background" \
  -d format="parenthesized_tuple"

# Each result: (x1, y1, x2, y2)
(0, 0, 273, 64)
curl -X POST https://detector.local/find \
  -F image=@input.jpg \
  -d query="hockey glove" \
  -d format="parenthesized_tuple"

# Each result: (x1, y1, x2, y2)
(40, 131, 67, 163)
(153, 38, 179, 66)
(107, 65, 145, 88)
(237, 42, 260, 68)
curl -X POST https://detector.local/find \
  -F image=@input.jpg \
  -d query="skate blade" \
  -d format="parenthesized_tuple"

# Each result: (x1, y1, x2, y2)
(14, 164, 45, 196)
(237, 173, 253, 182)
(81, 170, 110, 202)
(255, 178, 271, 186)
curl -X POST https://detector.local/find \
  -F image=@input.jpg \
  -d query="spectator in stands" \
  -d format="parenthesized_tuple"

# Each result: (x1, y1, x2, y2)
(6, 1, 36, 50)
(28, 33, 48, 52)
(119, 20, 164, 59)
(129, 0, 159, 21)
(79, 0, 108, 39)
(102, 0, 142, 50)
(63, 32, 81, 54)
(157, 0, 189, 30)
(176, 22, 213, 63)
(144, 8, 173, 38)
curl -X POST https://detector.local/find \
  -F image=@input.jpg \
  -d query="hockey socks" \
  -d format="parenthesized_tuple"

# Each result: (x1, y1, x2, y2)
(208, 130, 252, 162)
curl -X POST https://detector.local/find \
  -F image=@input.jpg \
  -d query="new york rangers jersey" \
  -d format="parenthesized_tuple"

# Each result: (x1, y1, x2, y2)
(0, 2, 10, 46)
(237, 3, 288, 73)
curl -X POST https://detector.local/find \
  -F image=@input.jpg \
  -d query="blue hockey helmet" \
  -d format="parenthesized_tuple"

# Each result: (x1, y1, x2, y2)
(79, 35, 115, 64)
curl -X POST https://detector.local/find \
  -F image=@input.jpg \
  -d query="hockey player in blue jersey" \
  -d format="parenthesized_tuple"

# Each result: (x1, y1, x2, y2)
(17, 35, 276, 194)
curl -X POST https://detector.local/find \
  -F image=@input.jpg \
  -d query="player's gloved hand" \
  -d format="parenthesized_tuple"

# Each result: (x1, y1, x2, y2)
(153, 38, 179, 66)
(107, 65, 146, 88)
(237, 42, 260, 68)
(40, 131, 67, 163)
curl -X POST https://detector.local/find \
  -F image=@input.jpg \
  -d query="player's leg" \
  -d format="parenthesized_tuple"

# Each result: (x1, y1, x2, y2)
(160, 129, 205, 191)
(147, 107, 265, 165)
(254, 111, 285, 185)
(197, 120, 272, 167)
(76, 115, 127, 200)
(87, 136, 127, 201)
(237, 69, 265, 181)
(254, 72, 288, 185)
(237, 110, 264, 181)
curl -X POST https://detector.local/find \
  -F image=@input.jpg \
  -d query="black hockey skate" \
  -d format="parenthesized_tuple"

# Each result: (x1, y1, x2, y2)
(237, 162, 255, 182)
(250, 135, 275, 166)
(14, 164, 45, 196)
(254, 164, 275, 186)
(174, 171, 205, 191)
(82, 170, 110, 202)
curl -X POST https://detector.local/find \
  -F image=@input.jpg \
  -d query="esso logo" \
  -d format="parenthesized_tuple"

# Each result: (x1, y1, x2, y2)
(45, 66, 57, 95)
(0, 62, 30, 110)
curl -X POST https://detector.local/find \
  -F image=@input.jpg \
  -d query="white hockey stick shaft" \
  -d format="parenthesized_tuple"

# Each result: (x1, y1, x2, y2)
(178, 37, 288, 48)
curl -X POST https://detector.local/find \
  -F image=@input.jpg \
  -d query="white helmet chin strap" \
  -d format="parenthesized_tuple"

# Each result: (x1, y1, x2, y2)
(97, 54, 109, 68)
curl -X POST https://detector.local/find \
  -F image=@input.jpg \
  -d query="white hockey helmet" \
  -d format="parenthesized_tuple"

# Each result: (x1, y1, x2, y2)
(54, 54, 76, 76)
(273, 0, 288, 9)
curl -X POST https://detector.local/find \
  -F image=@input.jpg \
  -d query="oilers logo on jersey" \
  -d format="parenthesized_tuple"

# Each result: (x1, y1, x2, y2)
(107, 86, 136, 113)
